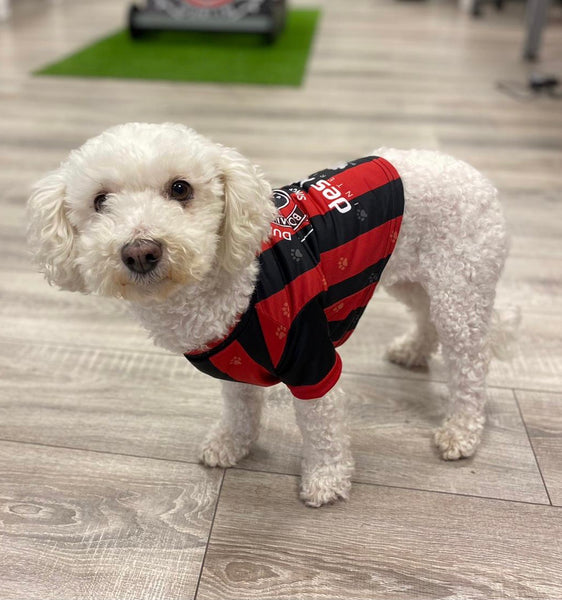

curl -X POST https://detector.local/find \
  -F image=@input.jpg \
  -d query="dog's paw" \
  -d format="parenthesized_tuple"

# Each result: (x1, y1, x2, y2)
(385, 334, 430, 368)
(300, 465, 352, 508)
(199, 426, 251, 468)
(434, 415, 484, 460)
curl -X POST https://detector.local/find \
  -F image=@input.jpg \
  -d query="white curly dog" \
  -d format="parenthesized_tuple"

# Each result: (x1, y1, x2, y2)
(27, 122, 518, 507)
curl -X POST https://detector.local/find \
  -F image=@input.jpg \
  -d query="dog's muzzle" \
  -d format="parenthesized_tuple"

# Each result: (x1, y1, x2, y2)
(121, 238, 163, 274)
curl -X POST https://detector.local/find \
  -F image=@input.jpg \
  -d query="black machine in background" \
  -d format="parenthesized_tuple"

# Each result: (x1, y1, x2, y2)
(129, 0, 287, 43)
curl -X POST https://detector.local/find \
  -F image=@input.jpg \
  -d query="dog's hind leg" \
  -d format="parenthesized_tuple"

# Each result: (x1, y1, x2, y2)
(426, 278, 496, 460)
(385, 281, 439, 368)
(200, 381, 263, 468)
(293, 387, 354, 507)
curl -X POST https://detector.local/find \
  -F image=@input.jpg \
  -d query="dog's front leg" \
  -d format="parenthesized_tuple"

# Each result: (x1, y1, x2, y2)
(200, 381, 263, 468)
(293, 387, 354, 507)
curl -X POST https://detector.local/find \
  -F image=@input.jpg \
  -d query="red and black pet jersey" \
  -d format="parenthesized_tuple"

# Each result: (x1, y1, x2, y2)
(185, 156, 404, 399)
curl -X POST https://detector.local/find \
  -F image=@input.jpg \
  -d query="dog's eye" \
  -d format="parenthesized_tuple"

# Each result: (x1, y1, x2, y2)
(170, 180, 193, 202)
(94, 193, 107, 213)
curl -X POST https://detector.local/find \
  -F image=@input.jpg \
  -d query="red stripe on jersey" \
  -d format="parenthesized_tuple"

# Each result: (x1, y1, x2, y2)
(321, 216, 402, 288)
(324, 283, 378, 323)
(209, 340, 279, 387)
(255, 264, 326, 368)
(288, 353, 343, 400)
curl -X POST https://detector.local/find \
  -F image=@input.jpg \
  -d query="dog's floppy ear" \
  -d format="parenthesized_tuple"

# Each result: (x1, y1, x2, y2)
(217, 145, 275, 273)
(27, 168, 85, 292)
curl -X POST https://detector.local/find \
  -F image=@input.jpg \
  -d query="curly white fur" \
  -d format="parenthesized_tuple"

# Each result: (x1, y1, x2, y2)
(27, 123, 514, 506)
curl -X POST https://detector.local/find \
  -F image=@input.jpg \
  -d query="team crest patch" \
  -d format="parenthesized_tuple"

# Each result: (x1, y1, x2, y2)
(272, 188, 310, 236)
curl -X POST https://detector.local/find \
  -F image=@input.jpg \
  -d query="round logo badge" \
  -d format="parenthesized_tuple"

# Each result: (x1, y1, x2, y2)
(272, 189, 292, 210)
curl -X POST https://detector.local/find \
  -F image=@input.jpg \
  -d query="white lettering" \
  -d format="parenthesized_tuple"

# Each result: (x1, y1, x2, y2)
(311, 179, 343, 201)
(323, 187, 341, 201)
(328, 198, 352, 213)
(311, 179, 328, 192)
(272, 227, 292, 240)
(309, 178, 351, 212)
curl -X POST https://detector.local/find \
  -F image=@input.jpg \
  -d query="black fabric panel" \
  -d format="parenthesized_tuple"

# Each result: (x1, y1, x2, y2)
(328, 307, 366, 344)
(236, 309, 276, 373)
(185, 354, 236, 382)
(311, 179, 404, 255)
(275, 300, 337, 388)
(256, 228, 319, 301)
(322, 255, 390, 308)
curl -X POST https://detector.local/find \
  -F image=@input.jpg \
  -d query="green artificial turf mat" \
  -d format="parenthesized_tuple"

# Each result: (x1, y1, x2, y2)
(35, 9, 319, 86)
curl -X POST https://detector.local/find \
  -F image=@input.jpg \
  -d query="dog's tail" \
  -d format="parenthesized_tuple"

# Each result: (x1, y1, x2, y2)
(488, 306, 522, 360)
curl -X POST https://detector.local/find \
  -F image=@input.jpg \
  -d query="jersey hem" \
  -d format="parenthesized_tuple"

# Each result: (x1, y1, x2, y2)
(288, 353, 343, 400)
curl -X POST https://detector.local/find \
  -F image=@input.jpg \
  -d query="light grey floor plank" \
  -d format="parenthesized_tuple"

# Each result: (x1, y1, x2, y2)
(497, 255, 562, 314)
(0, 270, 155, 353)
(0, 338, 221, 461)
(0, 440, 223, 600)
(197, 470, 562, 600)
(517, 389, 562, 507)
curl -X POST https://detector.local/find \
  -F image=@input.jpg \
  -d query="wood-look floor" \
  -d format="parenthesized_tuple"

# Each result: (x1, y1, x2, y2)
(1, 0, 562, 598)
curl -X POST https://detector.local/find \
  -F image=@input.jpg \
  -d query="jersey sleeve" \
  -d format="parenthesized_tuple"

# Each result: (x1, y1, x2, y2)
(274, 300, 343, 400)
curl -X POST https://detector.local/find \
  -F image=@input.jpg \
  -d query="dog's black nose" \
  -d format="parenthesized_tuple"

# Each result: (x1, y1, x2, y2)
(121, 239, 163, 274)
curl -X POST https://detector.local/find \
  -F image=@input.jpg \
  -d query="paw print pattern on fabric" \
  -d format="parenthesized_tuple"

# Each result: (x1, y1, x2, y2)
(276, 325, 287, 340)
(291, 248, 303, 262)
(332, 302, 345, 314)
(230, 356, 242, 366)
(338, 257, 348, 271)
(356, 207, 368, 222)
(282, 302, 291, 318)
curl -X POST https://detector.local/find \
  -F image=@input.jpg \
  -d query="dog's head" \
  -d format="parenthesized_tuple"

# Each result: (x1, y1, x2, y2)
(27, 122, 274, 303)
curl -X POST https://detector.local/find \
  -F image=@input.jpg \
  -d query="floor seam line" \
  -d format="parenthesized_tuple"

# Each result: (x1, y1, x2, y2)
(193, 468, 226, 600)
(512, 388, 554, 506)
(5, 438, 553, 509)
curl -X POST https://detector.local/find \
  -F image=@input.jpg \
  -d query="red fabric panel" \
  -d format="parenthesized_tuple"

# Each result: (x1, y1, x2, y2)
(209, 339, 279, 387)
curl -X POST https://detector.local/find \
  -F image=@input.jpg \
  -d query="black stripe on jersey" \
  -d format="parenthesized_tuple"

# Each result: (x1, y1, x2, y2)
(275, 300, 337, 388)
(312, 178, 404, 255)
(236, 309, 276, 374)
(185, 354, 237, 382)
(256, 231, 319, 301)
(322, 255, 390, 309)
(328, 307, 366, 344)
(257, 178, 403, 301)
